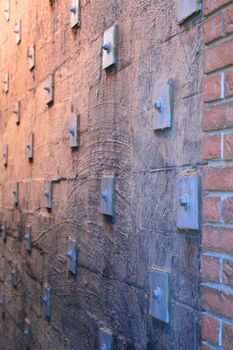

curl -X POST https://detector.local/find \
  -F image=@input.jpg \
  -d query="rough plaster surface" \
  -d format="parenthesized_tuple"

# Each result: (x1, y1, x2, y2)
(0, 0, 203, 349)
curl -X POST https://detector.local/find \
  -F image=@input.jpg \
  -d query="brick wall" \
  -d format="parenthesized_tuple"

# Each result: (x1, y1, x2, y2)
(202, 1, 233, 349)
(0, 1, 204, 349)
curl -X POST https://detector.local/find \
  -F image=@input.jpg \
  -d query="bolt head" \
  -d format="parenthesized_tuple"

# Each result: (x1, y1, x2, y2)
(69, 127, 75, 135)
(153, 287, 161, 301)
(101, 191, 108, 202)
(179, 195, 189, 209)
(70, 6, 76, 14)
(102, 43, 111, 53)
(155, 100, 162, 111)
(67, 250, 74, 259)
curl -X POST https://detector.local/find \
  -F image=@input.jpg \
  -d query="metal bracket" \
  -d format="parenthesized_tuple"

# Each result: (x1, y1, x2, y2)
(176, 176, 200, 230)
(2, 73, 9, 93)
(24, 225, 32, 252)
(4, 1, 10, 21)
(13, 182, 19, 205)
(44, 181, 53, 209)
(100, 176, 115, 217)
(102, 25, 117, 70)
(99, 328, 113, 350)
(178, 0, 202, 23)
(13, 101, 20, 125)
(3, 144, 8, 166)
(67, 238, 77, 275)
(69, 115, 80, 148)
(1, 221, 7, 241)
(0, 295, 5, 317)
(14, 20, 21, 44)
(27, 134, 34, 161)
(44, 75, 54, 106)
(24, 319, 31, 349)
(42, 284, 51, 318)
(11, 263, 17, 288)
(153, 79, 173, 131)
(149, 270, 170, 323)
(28, 45, 35, 70)
(70, 0, 80, 28)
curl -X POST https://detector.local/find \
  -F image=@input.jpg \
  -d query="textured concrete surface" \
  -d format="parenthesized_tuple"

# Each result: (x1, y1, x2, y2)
(0, 0, 203, 349)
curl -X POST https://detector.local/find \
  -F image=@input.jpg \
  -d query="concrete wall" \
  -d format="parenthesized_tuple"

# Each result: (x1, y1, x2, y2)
(0, 1, 203, 349)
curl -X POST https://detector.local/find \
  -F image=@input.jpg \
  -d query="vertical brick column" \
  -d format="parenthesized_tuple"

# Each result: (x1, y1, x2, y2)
(202, 1, 233, 349)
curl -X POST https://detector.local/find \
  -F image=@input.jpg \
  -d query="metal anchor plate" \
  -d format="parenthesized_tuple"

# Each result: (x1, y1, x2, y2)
(153, 79, 173, 131)
(176, 175, 200, 230)
(178, 0, 202, 23)
(149, 270, 170, 323)
(67, 238, 77, 275)
(100, 176, 115, 217)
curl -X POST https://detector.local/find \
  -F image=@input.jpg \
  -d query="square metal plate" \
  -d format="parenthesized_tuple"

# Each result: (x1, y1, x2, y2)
(102, 25, 117, 70)
(100, 176, 115, 217)
(24, 319, 31, 348)
(44, 181, 53, 209)
(13, 182, 19, 205)
(3, 72, 9, 93)
(67, 238, 77, 275)
(1, 221, 7, 241)
(149, 270, 170, 323)
(176, 176, 200, 230)
(44, 75, 54, 106)
(4, 1, 10, 21)
(27, 134, 34, 160)
(69, 115, 80, 148)
(24, 225, 32, 252)
(70, 0, 80, 28)
(178, 0, 202, 23)
(153, 79, 173, 131)
(13, 101, 20, 125)
(3, 144, 8, 166)
(15, 20, 21, 45)
(100, 328, 113, 350)
(11, 263, 17, 288)
(0, 295, 5, 317)
(28, 45, 35, 70)
(42, 284, 51, 318)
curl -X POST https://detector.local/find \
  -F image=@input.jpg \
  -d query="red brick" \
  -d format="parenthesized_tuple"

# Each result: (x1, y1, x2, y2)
(204, 39, 233, 73)
(201, 255, 220, 282)
(203, 226, 233, 255)
(202, 102, 233, 131)
(204, 0, 231, 15)
(203, 197, 221, 222)
(224, 197, 233, 223)
(203, 14, 222, 44)
(203, 166, 233, 191)
(225, 70, 233, 98)
(224, 134, 233, 160)
(223, 259, 233, 288)
(223, 323, 233, 350)
(224, 5, 233, 34)
(203, 134, 221, 160)
(203, 75, 222, 102)
(201, 313, 220, 344)
(201, 286, 233, 319)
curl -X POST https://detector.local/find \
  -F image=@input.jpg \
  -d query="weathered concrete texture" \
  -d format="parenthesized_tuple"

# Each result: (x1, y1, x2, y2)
(0, 0, 202, 349)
